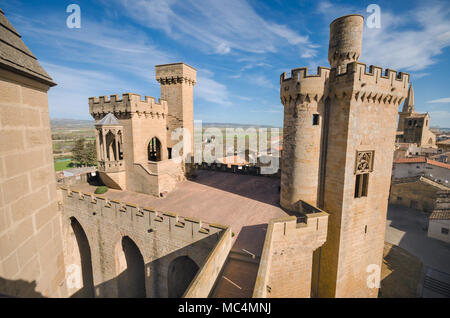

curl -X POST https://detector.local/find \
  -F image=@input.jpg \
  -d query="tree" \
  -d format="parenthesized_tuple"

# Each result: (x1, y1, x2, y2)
(84, 141, 97, 166)
(71, 138, 85, 166)
(71, 138, 97, 167)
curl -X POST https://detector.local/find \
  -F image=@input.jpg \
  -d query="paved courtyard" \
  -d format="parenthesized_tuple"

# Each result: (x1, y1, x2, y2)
(385, 204, 450, 274)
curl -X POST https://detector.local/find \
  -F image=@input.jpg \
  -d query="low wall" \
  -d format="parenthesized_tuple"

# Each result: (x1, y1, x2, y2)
(190, 162, 281, 178)
(59, 187, 228, 298)
(183, 226, 232, 298)
(253, 203, 328, 298)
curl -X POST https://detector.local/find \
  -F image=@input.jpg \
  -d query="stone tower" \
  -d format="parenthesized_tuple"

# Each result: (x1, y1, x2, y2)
(280, 14, 410, 297)
(89, 63, 196, 197)
(155, 63, 197, 156)
(397, 84, 414, 132)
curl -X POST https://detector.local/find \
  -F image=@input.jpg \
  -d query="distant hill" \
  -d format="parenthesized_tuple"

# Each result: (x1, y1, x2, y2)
(202, 122, 281, 129)
(50, 118, 94, 130)
(50, 118, 280, 129)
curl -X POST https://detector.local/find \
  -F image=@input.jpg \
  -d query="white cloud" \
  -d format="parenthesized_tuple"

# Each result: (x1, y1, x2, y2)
(252, 75, 277, 90)
(427, 98, 450, 104)
(195, 70, 232, 107)
(216, 43, 231, 55)
(317, 1, 450, 71)
(428, 110, 450, 127)
(11, 12, 235, 115)
(114, 0, 317, 57)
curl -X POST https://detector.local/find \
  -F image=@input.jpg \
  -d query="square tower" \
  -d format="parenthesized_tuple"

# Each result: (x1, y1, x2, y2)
(155, 63, 197, 157)
(280, 14, 410, 297)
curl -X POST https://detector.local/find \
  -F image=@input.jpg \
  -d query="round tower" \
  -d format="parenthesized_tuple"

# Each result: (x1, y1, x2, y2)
(279, 68, 329, 210)
(328, 14, 364, 73)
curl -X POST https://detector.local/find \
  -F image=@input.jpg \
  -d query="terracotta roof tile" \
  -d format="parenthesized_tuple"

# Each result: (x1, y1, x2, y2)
(394, 157, 450, 170)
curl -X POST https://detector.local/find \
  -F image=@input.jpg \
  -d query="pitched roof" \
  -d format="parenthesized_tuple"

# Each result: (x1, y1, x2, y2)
(430, 191, 450, 220)
(95, 113, 121, 126)
(394, 157, 450, 170)
(429, 211, 450, 220)
(0, 8, 56, 86)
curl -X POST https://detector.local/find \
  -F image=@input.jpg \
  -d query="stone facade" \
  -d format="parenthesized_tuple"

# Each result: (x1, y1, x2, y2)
(280, 14, 410, 297)
(89, 63, 196, 197)
(0, 9, 67, 297)
(397, 85, 436, 148)
(389, 176, 448, 212)
(59, 188, 231, 297)
(253, 203, 328, 298)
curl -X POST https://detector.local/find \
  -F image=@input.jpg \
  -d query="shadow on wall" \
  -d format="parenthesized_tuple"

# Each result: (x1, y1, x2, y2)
(68, 220, 220, 298)
(0, 278, 44, 298)
(70, 217, 95, 298)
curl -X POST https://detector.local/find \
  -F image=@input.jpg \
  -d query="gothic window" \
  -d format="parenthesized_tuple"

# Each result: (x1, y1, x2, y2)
(148, 137, 162, 162)
(354, 151, 374, 198)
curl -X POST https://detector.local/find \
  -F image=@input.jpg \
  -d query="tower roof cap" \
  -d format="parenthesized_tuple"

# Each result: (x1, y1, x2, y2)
(95, 113, 121, 126)
(330, 14, 364, 26)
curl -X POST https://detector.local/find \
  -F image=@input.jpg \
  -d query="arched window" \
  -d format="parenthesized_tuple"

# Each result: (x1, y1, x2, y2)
(168, 256, 199, 298)
(148, 137, 162, 162)
(106, 131, 117, 161)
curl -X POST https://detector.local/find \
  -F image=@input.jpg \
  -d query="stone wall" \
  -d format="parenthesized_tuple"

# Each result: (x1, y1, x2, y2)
(428, 219, 450, 243)
(253, 206, 328, 298)
(392, 162, 450, 184)
(0, 69, 67, 297)
(59, 187, 228, 298)
(184, 226, 232, 298)
(389, 177, 446, 212)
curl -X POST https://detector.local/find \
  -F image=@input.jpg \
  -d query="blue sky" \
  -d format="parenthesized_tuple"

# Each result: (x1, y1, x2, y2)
(2, 0, 450, 127)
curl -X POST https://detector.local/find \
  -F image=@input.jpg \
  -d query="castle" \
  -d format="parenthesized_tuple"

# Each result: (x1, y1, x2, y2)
(0, 10, 411, 298)
(89, 63, 196, 197)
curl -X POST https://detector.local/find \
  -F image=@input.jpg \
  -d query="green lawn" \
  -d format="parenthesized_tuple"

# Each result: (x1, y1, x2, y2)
(54, 159, 74, 171)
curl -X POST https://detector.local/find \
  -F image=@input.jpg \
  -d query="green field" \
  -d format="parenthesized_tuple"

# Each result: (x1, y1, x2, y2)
(54, 158, 74, 171)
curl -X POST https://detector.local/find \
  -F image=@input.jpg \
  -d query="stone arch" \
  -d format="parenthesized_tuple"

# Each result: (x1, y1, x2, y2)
(106, 130, 117, 161)
(148, 136, 162, 162)
(68, 217, 94, 298)
(116, 236, 146, 298)
(167, 256, 199, 298)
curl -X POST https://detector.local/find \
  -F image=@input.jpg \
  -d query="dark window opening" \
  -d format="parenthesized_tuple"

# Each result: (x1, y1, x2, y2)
(148, 137, 162, 162)
(168, 148, 172, 160)
(441, 227, 449, 235)
(313, 114, 320, 126)
(354, 173, 369, 198)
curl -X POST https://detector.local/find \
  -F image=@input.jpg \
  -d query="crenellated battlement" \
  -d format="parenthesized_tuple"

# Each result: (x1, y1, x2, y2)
(329, 62, 410, 105)
(155, 62, 197, 86)
(331, 62, 410, 85)
(60, 187, 226, 237)
(89, 93, 168, 120)
(280, 67, 330, 104)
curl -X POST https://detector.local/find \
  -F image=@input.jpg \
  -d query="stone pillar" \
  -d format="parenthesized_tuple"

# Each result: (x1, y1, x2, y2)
(95, 129, 101, 161)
